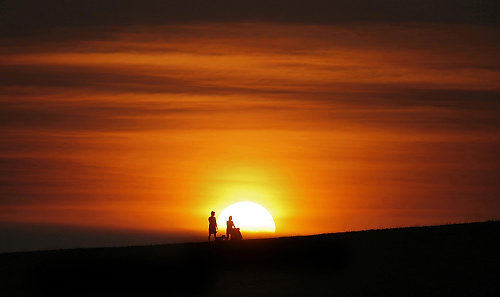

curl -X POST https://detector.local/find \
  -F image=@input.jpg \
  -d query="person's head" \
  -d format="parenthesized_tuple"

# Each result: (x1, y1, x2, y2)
(211, 211, 215, 217)
(228, 216, 232, 221)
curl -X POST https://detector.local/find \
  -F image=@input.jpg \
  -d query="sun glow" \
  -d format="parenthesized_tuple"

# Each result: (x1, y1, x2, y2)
(218, 201, 276, 233)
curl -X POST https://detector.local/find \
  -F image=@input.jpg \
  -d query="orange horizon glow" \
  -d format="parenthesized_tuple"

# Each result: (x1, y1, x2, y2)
(1, 22, 499, 240)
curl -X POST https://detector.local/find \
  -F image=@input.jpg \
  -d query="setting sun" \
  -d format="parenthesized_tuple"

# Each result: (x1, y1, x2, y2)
(218, 201, 276, 233)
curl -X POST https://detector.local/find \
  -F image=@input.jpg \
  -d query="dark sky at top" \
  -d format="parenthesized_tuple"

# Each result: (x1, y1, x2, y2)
(1, 0, 498, 33)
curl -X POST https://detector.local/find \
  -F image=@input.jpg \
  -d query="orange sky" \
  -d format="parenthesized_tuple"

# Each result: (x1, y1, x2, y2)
(1, 2, 500, 249)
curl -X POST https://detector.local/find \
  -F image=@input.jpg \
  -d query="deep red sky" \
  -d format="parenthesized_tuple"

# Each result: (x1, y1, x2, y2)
(1, 0, 499, 251)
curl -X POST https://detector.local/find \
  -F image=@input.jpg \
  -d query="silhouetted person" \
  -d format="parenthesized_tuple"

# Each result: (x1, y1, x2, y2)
(226, 216, 235, 240)
(232, 228, 243, 241)
(208, 211, 217, 242)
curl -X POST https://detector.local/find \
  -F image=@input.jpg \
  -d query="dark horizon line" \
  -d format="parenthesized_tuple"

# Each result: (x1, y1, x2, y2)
(2, 220, 496, 256)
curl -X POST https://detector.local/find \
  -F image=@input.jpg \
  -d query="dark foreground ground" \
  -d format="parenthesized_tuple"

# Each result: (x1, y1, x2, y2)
(1, 221, 498, 297)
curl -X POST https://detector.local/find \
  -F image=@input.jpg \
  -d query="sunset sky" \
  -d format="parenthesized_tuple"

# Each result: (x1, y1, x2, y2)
(1, 0, 499, 252)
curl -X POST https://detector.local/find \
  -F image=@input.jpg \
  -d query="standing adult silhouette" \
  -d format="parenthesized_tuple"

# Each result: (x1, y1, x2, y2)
(208, 211, 217, 242)
(226, 216, 235, 240)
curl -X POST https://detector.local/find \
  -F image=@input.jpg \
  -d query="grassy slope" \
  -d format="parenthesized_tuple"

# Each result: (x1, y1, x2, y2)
(0, 221, 498, 297)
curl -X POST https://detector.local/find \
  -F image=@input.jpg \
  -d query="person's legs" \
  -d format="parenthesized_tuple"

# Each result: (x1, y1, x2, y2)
(209, 232, 217, 242)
